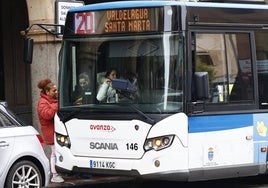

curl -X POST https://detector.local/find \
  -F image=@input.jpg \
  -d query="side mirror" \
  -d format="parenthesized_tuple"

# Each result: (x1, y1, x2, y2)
(194, 72, 210, 100)
(23, 38, 33, 64)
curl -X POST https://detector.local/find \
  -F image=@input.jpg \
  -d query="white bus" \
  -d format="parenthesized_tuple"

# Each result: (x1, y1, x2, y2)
(55, 0, 268, 181)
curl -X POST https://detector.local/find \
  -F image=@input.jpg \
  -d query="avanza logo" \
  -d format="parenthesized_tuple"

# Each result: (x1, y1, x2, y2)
(90, 125, 116, 132)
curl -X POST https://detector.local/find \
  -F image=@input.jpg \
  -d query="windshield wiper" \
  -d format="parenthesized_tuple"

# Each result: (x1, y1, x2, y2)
(130, 105, 155, 125)
(58, 109, 81, 123)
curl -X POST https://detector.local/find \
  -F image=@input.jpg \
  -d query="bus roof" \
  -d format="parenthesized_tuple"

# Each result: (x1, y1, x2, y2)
(68, 0, 268, 12)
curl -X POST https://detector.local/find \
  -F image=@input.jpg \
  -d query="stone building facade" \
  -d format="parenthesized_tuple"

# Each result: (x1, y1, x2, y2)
(0, 0, 105, 132)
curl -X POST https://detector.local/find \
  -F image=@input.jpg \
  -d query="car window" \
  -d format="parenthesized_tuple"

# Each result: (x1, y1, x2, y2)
(0, 111, 16, 127)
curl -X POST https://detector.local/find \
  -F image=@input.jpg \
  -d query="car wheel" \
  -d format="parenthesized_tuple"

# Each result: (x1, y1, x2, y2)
(5, 160, 42, 188)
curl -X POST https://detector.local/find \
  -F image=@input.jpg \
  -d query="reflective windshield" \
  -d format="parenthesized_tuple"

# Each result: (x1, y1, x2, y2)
(59, 33, 183, 113)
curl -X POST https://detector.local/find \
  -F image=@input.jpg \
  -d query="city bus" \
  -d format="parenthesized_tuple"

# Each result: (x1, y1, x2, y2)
(54, 0, 268, 181)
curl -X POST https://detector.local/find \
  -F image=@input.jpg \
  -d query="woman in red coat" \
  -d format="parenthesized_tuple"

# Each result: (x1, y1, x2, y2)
(37, 78, 64, 183)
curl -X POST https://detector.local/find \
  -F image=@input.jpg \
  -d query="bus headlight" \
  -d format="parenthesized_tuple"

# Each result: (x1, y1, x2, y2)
(144, 135, 174, 151)
(56, 133, 71, 148)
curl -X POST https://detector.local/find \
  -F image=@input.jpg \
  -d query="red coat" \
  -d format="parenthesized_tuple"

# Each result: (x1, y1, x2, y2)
(37, 92, 58, 145)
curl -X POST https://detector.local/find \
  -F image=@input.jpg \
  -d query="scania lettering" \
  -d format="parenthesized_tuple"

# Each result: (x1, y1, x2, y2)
(90, 142, 118, 150)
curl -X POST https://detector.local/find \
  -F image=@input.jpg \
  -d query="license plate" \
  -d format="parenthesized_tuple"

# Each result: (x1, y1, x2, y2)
(90, 160, 116, 169)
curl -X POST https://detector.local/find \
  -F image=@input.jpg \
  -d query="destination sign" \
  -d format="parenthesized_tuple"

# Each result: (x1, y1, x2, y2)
(74, 8, 161, 34)
(105, 9, 150, 33)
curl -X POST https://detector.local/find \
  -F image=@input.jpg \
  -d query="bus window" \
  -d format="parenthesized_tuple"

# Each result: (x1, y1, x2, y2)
(255, 31, 268, 108)
(194, 32, 254, 104)
(59, 34, 184, 113)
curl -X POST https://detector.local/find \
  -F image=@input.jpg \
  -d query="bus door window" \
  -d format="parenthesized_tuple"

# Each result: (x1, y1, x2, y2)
(255, 31, 268, 109)
(75, 42, 98, 104)
(194, 32, 253, 104)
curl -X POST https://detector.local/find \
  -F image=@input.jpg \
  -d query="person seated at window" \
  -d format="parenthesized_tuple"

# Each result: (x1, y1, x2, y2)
(120, 72, 140, 103)
(72, 72, 92, 105)
(96, 68, 118, 103)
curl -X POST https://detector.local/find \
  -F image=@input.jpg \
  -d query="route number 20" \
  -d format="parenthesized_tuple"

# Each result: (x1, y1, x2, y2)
(75, 12, 95, 34)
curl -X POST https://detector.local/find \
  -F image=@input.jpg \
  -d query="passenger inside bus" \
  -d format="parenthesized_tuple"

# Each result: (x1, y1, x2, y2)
(96, 68, 118, 103)
(96, 68, 140, 103)
(72, 72, 93, 105)
(119, 72, 140, 103)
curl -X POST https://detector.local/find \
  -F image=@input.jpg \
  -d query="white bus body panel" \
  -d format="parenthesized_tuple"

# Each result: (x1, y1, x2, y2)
(189, 126, 253, 169)
(55, 113, 189, 175)
(55, 113, 263, 180)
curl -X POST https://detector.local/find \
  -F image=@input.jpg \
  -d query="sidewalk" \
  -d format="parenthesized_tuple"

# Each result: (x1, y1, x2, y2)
(46, 174, 134, 187)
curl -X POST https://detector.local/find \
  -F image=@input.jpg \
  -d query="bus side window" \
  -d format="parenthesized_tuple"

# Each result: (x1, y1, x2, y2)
(255, 31, 268, 109)
(195, 32, 253, 104)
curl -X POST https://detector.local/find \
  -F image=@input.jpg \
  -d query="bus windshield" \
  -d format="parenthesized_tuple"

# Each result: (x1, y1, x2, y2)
(59, 33, 183, 113)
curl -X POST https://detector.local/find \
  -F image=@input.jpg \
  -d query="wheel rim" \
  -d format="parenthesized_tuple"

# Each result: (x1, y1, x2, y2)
(11, 164, 40, 188)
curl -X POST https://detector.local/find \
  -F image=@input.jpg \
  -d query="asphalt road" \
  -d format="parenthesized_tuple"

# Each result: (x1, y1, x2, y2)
(46, 174, 268, 188)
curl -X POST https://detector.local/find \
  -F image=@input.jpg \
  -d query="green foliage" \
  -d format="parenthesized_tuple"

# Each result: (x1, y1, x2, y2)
(196, 57, 216, 83)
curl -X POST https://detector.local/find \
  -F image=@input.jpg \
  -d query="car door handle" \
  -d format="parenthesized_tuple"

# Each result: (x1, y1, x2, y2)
(0, 141, 9, 147)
